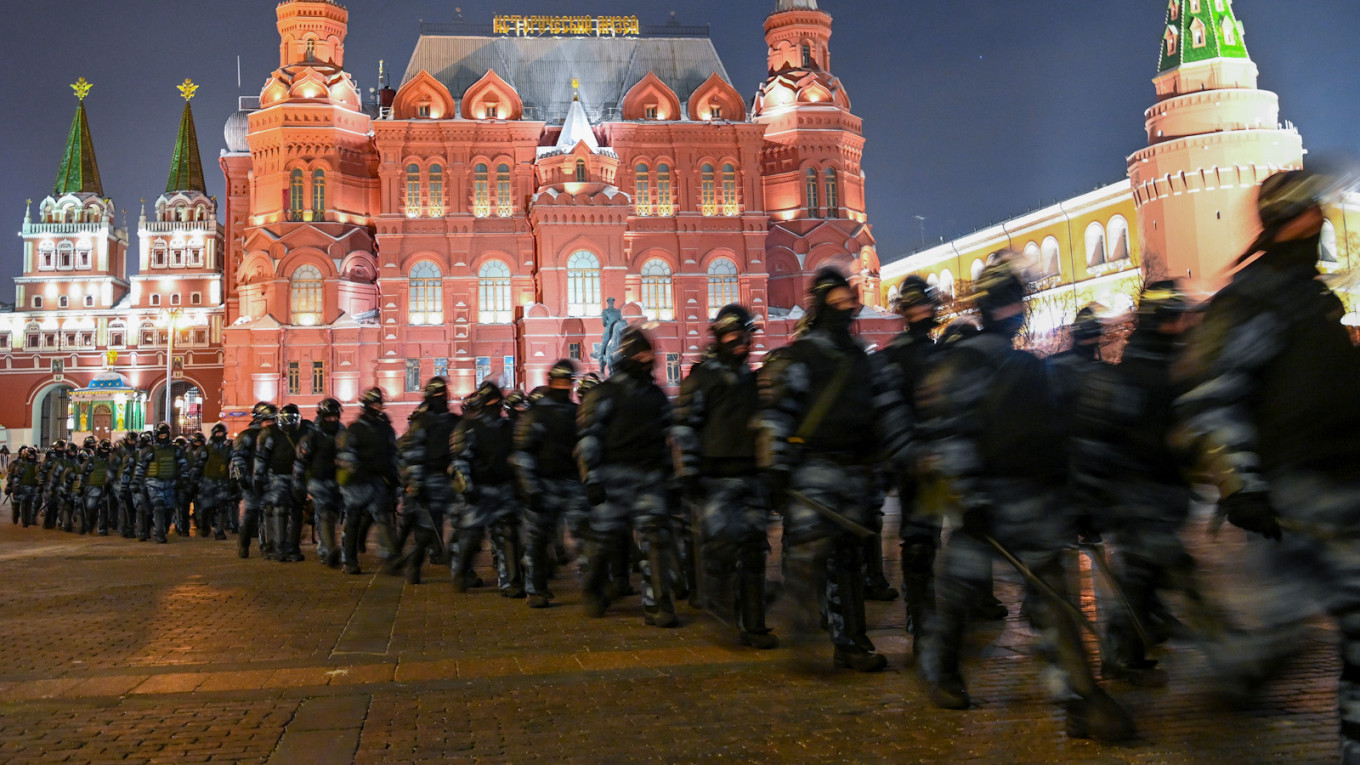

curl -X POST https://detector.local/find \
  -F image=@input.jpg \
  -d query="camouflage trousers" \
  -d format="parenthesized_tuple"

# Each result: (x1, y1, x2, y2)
(523, 477, 586, 599)
(340, 479, 395, 570)
(80, 486, 108, 534)
(780, 458, 877, 650)
(307, 478, 344, 562)
(584, 465, 675, 616)
(195, 478, 234, 537)
(696, 475, 773, 635)
(16, 485, 39, 527)
(263, 474, 303, 559)
(144, 478, 178, 542)
(451, 482, 522, 594)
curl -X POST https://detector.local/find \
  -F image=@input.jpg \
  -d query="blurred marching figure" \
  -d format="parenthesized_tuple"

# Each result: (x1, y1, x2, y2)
(336, 388, 399, 575)
(450, 381, 523, 596)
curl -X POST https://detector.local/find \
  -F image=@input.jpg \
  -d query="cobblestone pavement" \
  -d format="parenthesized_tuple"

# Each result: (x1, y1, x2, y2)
(0, 501, 1341, 764)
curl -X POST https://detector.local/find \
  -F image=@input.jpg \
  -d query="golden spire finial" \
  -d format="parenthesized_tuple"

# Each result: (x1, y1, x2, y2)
(71, 77, 93, 101)
(177, 78, 199, 101)
(571, 77, 580, 91)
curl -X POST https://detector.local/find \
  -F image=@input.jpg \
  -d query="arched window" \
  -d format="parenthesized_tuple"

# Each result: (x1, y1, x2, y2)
(801, 43, 813, 68)
(58, 242, 73, 269)
(170, 239, 185, 267)
(1321, 219, 1339, 263)
(575, 159, 587, 183)
(290, 264, 323, 325)
(152, 241, 168, 268)
(428, 164, 443, 215)
(805, 168, 820, 218)
(566, 251, 601, 317)
(700, 164, 717, 216)
(1085, 222, 1108, 267)
(640, 258, 674, 321)
(311, 169, 326, 218)
(1107, 216, 1131, 262)
(478, 260, 513, 324)
(305, 39, 316, 61)
(289, 169, 304, 220)
(635, 164, 651, 216)
(706, 257, 739, 319)
(408, 261, 443, 325)
(824, 168, 839, 218)
(1041, 236, 1062, 277)
(75, 243, 91, 269)
(938, 269, 955, 299)
(59, 295, 69, 308)
(970, 258, 985, 282)
(39, 241, 54, 269)
(656, 164, 673, 215)
(721, 164, 738, 215)
(405, 163, 421, 216)
(1190, 18, 1206, 48)
(1222, 19, 1237, 46)
(497, 164, 512, 216)
(473, 163, 490, 217)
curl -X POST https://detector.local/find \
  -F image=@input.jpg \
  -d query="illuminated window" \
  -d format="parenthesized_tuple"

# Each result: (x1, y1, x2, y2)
(567, 251, 601, 317)
(641, 259, 674, 321)
(1165, 28, 1178, 57)
(305, 39, 315, 61)
(635, 164, 651, 215)
(408, 261, 443, 325)
(83, 295, 94, 307)
(289, 169, 304, 220)
(666, 353, 681, 387)
(805, 168, 820, 217)
(707, 258, 739, 318)
(417, 104, 431, 118)
(170, 293, 181, 306)
(75, 245, 91, 269)
(290, 264, 323, 325)
(405, 163, 421, 216)
(474, 163, 490, 217)
(1190, 18, 1206, 47)
(150, 293, 161, 307)
(434, 357, 448, 378)
(312, 361, 325, 394)
(405, 359, 421, 392)
(575, 159, 588, 183)
(656, 164, 673, 215)
(722, 164, 738, 216)
(478, 260, 513, 324)
(58, 242, 73, 269)
(497, 164, 512, 216)
(39, 242, 54, 270)
(825, 168, 839, 218)
(1222, 19, 1237, 45)
(190, 292, 201, 305)
(428, 164, 443, 215)
(311, 169, 326, 218)
(1189, 0, 1200, 11)
(1085, 222, 1108, 267)
(152, 241, 167, 268)
(288, 362, 300, 395)
(644, 105, 658, 119)
(475, 356, 491, 385)
(701, 164, 716, 216)
(59, 295, 69, 308)
(710, 104, 723, 120)
(171, 240, 185, 267)
(187, 246, 203, 267)
(801, 43, 813, 68)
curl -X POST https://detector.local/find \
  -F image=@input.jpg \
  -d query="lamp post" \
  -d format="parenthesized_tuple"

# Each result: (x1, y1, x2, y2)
(161, 307, 183, 434)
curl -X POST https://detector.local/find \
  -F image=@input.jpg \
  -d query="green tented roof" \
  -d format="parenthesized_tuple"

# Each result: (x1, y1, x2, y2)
(166, 100, 206, 194)
(53, 102, 103, 197)
(1158, 0, 1250, 73)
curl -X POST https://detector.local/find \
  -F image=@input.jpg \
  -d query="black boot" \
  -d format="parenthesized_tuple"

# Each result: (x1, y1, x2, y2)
(642, 529, 677, 628)
(582, 536, 619, 618)
(406, 527, 432, 585)
(1064, 689, 1136, 742)
(738, 567, 778, 649)
(450, 528, 483, 592)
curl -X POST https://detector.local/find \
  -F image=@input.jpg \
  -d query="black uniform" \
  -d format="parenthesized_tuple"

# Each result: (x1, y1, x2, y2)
(514, 387, 584, 605)
(337, 406, 399, 574)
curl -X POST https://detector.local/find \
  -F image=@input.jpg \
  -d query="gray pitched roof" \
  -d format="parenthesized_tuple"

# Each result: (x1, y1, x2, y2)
(401, 32, 732, 124)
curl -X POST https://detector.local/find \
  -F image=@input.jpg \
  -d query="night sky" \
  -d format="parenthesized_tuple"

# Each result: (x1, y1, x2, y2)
(1, 0, 1356, 292)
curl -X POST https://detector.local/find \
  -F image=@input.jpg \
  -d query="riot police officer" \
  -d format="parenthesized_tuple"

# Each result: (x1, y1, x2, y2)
(451, 381, 523, 596)
(197, 424, 234, 540)
(233, 402, 276, 558)
(112, 433, 139, 538)
(337, 387, 400, 574)
(513, 359, 586, 608)
(13, 447, 42, 527)
(395, 381, 458, 584)
(135, 424, 188, 544)
(674, 305, 778, 648)
(297, 399, 345, 568)
(255, 403, 310, 562)
(79, 439, 114, 535)
(578, 326, 679, 627)
(758, 268, 912, 670)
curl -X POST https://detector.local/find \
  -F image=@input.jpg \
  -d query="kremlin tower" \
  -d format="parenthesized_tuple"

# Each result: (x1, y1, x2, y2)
(1127, 0, 1304, 291)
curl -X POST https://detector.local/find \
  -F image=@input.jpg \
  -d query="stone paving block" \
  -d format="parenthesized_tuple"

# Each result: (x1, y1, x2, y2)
(456, 656, 517, 679)
(573, 651, 641, 671)
(513, 653, 581, 676)
(393, 659, 458, 683)
(129, 673, 208, 695)
(261, 666, 335, 690)
(194, 669, 277, 693)
(1, 677, 84, 700)
(64, 674, 149, 698)
(326, 663, 394, 687)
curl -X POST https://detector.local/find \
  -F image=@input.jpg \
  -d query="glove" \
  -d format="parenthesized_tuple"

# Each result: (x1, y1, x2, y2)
(585, 481, 607, 507)
(1220, 490, 1282, 541)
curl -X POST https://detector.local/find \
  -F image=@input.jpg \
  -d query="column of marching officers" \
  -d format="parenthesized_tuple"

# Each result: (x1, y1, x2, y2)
(7, 169, 1360, 754)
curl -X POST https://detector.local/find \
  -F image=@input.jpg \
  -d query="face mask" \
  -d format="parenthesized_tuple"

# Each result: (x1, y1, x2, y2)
(426, 395, 448, 414)
(989, 313, 1025, 339)
(908, 317, 937, 339)
(717, 334, 751, 361)
(819, 306, 856, 333)
(616, 356, 654, 380)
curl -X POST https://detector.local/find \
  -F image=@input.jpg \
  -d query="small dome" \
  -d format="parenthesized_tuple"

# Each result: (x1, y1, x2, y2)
(224, 110, 251, 153)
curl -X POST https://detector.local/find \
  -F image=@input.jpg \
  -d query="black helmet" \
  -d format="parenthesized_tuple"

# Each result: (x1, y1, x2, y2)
(893, 275, 939, 314)
(470, 381, 503, 411)
(940, 317, 982, 346)
(252, 401, 278, 423)
(1257, 169, 1329, 232)
(614, 325, 653, 361)
(173, 436, 188, 448)
(98, 438, 111, 451)
(548, 359, 577, 383)
(1070, 304, 1104, 344)
(528, 385, 551, 404)
(1137, 279, 1193, 326)
(577, 372, 601, 397)
(361, 387, 385, 407)
(211, 423, 228, 437)
(122, 432, 137, 446)
(317, 398, 342, 418)
(155, 423, 171, 440)
(279, 403, 301, 427)
(66, 440, 77, 452)
(138, 431, 153, 447)
(973, 261, 1026, 318)
(504, 390, 530, 415)
(806, 267, 855, 328)
(54, 439, 66, 451)
(83, 436, 97, 449)
(423, 377, 448, 399)
(190, 432, 206, 446)
(711, 304, 757, 336)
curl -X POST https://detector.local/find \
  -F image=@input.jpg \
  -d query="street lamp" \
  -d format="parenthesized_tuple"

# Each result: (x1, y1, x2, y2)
(160, 307, 183, 433)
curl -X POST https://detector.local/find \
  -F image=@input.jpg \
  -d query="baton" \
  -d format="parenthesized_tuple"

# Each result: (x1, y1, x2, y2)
(787, 490, 876, 540)
(1078, 541, 1155, 650)
(982, 533, 1101, 640)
